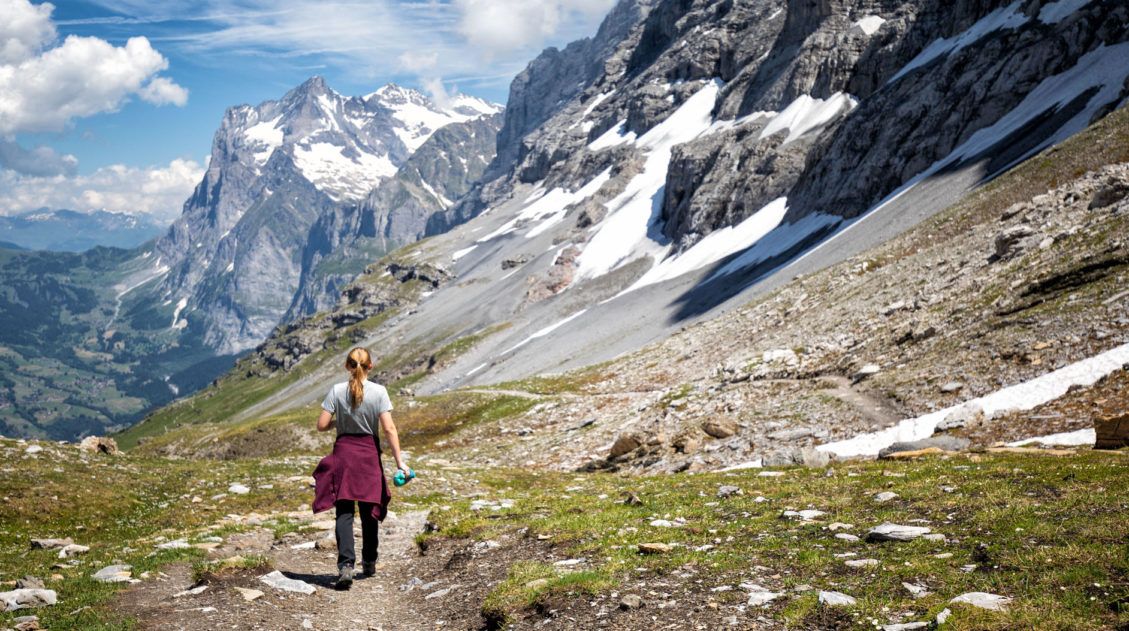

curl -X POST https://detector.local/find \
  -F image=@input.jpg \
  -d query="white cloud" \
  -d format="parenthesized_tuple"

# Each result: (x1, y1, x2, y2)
(0, 158, 203, 220)
(398, 50, 438, 72)
(0, 0, 188, 136)
(0, 140, 77, 176)
(0, 0, 55, 64)
(454, 0, 615, 56)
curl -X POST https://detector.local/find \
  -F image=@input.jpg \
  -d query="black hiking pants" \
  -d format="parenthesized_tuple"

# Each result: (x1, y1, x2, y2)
(335, 499, 379, 570)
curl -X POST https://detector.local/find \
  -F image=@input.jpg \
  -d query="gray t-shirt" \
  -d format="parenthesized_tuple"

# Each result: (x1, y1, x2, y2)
(321, 380, 393, 436)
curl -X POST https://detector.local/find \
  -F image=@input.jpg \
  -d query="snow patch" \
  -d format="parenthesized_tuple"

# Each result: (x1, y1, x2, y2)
(171, 297, 188, 330)
(576, 80, 722, 281)
(890, 1, 1027, 83)
(503, 310, 589, 354)
(1038, 0, 1091, 23)
(851, 15, 886, 36)
(451, 245, 477, 261)
(759, 93, 858, 146)
(1007, 428, 1095, 448)
(243, 115, 284, 166)
(622, 197, 789, 295)
(588, 121, 637, 151)
(818, 342, 1129, 458)
(292, 141, 395, 202)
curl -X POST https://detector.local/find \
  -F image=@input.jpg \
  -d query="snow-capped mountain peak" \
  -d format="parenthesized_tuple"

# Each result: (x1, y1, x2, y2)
(231, 78, 502, 203)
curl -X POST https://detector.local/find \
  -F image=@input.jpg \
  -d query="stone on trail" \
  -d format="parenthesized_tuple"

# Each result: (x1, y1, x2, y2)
(92, 565, 132, 583)
(882, 623, 929, 631)
(939, 381, 964, 394)
(874, 491, 899, 502)
(620, 594, 643, 609)
(835, 533, 859, 542)
(638, 543, 672, 555)
(1, 588, 57, 611)
(259, 570, 316, 595)
(866, 523, 932, 542)
(235, 587, 264, 602)
(744, 584, 783, 607)
(950, 592, 1012, 611)
(228, 483, 251, 495)
(289, 541, 316, 550)
(818, 591, 857, 606)
(173, 585, 209, 598)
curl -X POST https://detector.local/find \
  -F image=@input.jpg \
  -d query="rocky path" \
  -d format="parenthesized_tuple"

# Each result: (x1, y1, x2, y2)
(118, 510, 439, 631)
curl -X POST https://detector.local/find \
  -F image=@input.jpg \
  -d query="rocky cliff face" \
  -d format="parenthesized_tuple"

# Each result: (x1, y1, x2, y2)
(150, 77, 501, 354)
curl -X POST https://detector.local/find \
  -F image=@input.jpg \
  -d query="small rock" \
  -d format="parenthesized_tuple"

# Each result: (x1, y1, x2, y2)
(13, 615, 41, 631)
(874, 491, 899, 502)
(609, 434, 642, 458)
(29, 538, 72, 550)
(1095, 412, 1129, 450)
(767, 427, 813, 442)
(853, 364, 880, 382)
(993, 225, 1036, 260)
(744, 586, 783, 607)
(1, 589, 56, 612)
(800, 448, 831, 468)
(902, 582, 932, 599)
(717, 485, 743, 499)
(865, 523, 931, 542)
(426, 587, 454, 600)
(234, 587, 263, 602)
(936, 608, 952, 625)
(622, 492, 643, 506)
(950, 592, 1012, 611)
(637, 543, 671, 555)
(939, 381, 964, 394)
(173, 585, 209, 598)
(620, 594, 643, 610)
(92, 565, 131, 583)
(878, 436, 969, 458)
(524, 579, 549, 590)
(228, 483, 250, 495)
(315, 537, 336, 551)
(835, 533, 859, 542)
(882, 623, 928, 631)
(844, 558, 879, 568)
(57, 544, 89, 559)
(818, 591, 857, 606)
(923, 533, 947, 542)
(827, 522, 854, 531)
(77, 436, 119, 455)
(157, 539, 191, 550)
(649, 519, 675, 528)
(701, 418, 738, 439)
(24, 445, 43, 455)
(15, 577, 43, 590)
(259, 571, 315, 594)
(781, 509, 825, 521)
(289, 541, 316, 550)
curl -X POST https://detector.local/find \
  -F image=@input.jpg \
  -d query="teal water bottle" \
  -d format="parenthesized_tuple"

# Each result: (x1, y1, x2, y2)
(393, 468, 416, 487)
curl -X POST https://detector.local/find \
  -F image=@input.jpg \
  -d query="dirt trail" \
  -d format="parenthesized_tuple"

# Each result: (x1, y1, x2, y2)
(119, 510, 440, 631)
(815, 375, 903, 428)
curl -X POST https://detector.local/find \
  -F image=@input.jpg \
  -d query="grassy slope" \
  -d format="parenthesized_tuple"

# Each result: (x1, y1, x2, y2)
(426, 450, 1129, 629)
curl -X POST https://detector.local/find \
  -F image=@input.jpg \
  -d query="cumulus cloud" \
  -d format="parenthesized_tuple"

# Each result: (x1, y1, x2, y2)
(0, 0, 188, 136)
(0, 158, 203, 220)
(454, 0, 615, 56)
(0, 140, 78, 177)
(0, 0, 54, 64)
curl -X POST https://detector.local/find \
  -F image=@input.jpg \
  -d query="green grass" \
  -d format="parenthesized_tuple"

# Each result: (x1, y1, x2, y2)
(0, 438, 316, 630)
(481, 561, 614, 626)
(424, 450, 1129, 629)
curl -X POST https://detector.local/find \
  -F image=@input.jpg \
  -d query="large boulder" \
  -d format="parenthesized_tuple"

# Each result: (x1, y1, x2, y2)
(78, 436, 118, 455)
(701, 418, 738, 439)
(1095, 412, 1129, 449)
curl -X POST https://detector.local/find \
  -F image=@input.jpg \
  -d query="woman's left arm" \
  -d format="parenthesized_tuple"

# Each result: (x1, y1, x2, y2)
(316, 410, 335, 432)
(379, 411, 408, 471)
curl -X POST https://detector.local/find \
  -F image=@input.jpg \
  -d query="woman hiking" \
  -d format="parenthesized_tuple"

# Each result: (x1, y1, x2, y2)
(312, 347, 408, 590)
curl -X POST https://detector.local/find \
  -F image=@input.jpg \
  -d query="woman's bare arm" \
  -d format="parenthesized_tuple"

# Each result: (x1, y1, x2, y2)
(316, 410, 335, 432)
(379, 411, 408, 471)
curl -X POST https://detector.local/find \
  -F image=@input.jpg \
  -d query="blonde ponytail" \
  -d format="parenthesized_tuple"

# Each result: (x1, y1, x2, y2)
(345, 347, 373, 409)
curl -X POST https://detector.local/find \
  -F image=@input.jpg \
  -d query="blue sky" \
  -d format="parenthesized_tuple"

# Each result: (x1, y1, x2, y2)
(0, 0, 615, 219)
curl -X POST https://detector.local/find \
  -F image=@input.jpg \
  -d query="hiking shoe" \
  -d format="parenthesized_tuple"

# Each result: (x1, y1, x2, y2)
(335, 566, 353, 590)
(361, 562, 376, 577)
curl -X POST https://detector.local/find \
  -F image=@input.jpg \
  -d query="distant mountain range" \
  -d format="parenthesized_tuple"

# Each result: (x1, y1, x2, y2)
(0, 209, 165, 252)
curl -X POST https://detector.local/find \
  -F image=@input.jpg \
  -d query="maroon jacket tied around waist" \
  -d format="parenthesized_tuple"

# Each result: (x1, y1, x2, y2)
(312, 434, 391, 521)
